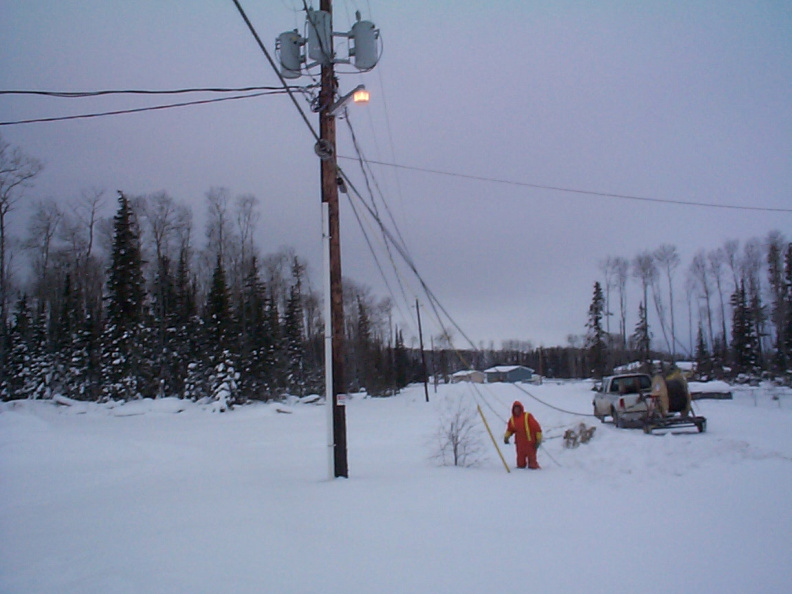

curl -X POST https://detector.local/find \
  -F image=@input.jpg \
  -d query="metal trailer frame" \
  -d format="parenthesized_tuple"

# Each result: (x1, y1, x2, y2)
(643, 412, 707, 434)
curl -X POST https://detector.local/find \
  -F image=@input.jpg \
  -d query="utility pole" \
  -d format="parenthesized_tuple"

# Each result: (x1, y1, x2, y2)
(416, 299, 429, 402)
(319, 0, 348, 478)
(277, 0, 378, 479)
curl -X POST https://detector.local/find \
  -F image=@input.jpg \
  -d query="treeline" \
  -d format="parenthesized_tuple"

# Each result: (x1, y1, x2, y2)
(0, 187, 429, 404)
(0, 136, 433, 403)
(2, 136, 790, 398)
(584, 238, 792, 381)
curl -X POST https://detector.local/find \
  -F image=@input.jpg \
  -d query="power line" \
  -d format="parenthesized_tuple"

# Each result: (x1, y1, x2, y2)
(343, 115, 413, 307)
(0, 91, 284, 126)
(339, 156, 792, 214)
(230, 0, 320, 142)
(340, 125, 596, 420)
(0, 86, 313, 98)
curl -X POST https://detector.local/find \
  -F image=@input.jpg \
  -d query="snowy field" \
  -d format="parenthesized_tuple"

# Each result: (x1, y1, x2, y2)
(2, 380, 791, 594)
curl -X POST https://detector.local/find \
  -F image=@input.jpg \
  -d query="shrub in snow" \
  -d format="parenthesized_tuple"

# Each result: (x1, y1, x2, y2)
(431, 398, 484, 468)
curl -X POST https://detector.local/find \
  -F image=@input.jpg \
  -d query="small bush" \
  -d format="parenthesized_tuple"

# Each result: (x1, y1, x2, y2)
(431, 398, 485, 467)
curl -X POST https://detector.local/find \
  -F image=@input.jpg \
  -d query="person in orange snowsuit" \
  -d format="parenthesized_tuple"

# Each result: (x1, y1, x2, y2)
(503, 400, 542, 469)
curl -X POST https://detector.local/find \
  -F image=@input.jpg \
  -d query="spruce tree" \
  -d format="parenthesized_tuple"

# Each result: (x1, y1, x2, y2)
(173, 247, 202, 398)
(767, 239, 788, 373)
(785, 244, 792, 366)
(730, 281, 758, 375)
(66, 312, 99, 401)
(238, 256, 268, 400)
(263, 289, 282, 396)
(632, 301, 651, 368)
(749, 290, 766, 370)
(694, 324, 711, 377)
(209, 350, 238, 412)
(353, 296, 371, 392)
(203, 254, 236, 405)
(394, 328, 409, 390)
(27, 304, 54, 400)
(101, 191, 147, 400)
(205, 254, 231, 352)
(3, 295, 33, 400)
(283, 283, 305, 396)
(151, 255, 179, 397)
(585, 281, 607, 378)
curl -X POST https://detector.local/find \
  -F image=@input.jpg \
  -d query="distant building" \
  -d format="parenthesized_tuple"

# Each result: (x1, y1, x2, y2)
(484, 365, 534, 383)
(450, 370, 485, 384)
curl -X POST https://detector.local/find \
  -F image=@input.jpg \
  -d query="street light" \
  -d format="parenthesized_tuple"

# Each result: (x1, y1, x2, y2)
(352, 87, 370, 104)
(328, 84, 369, 116)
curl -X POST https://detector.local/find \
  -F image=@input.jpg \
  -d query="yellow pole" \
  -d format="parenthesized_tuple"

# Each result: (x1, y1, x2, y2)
(478, 404, 511, 473)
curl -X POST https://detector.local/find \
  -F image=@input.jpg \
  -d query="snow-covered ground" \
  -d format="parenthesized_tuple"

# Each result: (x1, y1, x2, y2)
(2, 381, 791, 593)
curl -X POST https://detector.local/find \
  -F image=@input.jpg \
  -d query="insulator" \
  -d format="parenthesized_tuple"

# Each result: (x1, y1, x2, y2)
(314, 139, 334, 160)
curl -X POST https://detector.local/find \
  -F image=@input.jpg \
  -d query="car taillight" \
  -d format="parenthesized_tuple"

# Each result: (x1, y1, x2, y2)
(618, 397, 625, 409)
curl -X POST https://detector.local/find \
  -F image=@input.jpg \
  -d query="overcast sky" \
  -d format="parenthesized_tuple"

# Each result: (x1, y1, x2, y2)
(1, 1, 790, 350)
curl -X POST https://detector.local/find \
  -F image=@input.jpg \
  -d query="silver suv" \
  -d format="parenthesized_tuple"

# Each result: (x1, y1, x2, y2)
(593, 373, 652, 427)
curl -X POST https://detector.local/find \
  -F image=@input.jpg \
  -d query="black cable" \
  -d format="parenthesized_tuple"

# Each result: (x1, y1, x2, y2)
(231, 0, 320, 142)
(512, 382, 597, 417)
(339, 156, 792, 215)
(0, 91, 280, 126)
(342, 169, 407, 324)
(344, 114, 412, 262)
(343, 115, 413, 311)
(340, 151, 594, 419)
(340, 163, 597, 418)
(339, 166, 480, 352)
(0, 86, 314, 98)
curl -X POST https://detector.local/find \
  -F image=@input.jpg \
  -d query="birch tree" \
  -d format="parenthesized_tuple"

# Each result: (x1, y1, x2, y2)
(0, 136, 43, 328)
(707, 248, 729, 358)
(614, 256, 629, 352)
(654, 244, 679, 359)
(632, 251, 657, 352)
(689, 251, 714, 350)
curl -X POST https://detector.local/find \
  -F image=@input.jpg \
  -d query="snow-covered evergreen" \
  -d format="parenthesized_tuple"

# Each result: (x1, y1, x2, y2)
(209, 351, 238, 412)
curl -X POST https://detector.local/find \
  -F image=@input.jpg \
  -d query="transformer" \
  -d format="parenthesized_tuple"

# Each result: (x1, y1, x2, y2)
(307, 8, 332, 65)
(277, 30, 302, 79)
(350, 19, 378, 70)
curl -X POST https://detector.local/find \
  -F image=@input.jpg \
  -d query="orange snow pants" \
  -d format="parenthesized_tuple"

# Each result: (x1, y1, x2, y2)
(516, 442, 539, 469)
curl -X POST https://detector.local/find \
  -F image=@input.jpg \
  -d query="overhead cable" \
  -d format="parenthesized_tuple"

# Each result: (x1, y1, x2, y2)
(338, 155, 597, 419)
(230, 0, 320, 142)
(0, 91, 281, 126)
(343, 115, 413, 309)
(0, 86, 313, 98)
(339, 156, 792, 214)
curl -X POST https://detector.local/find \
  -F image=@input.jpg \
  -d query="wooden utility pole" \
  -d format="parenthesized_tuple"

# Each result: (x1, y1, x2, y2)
(319, 0, 348, 478)
(416, 299, 429, 402)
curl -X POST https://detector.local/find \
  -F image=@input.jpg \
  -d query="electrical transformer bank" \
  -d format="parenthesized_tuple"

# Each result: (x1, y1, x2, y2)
(276, 9, 381, 77)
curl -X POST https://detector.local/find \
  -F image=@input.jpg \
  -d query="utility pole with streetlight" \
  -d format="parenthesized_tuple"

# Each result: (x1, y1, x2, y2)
(277, 2, 380, 479)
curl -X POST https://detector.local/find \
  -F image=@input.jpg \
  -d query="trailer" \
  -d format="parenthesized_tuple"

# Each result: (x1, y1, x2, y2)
(642, 372, 707, 434)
